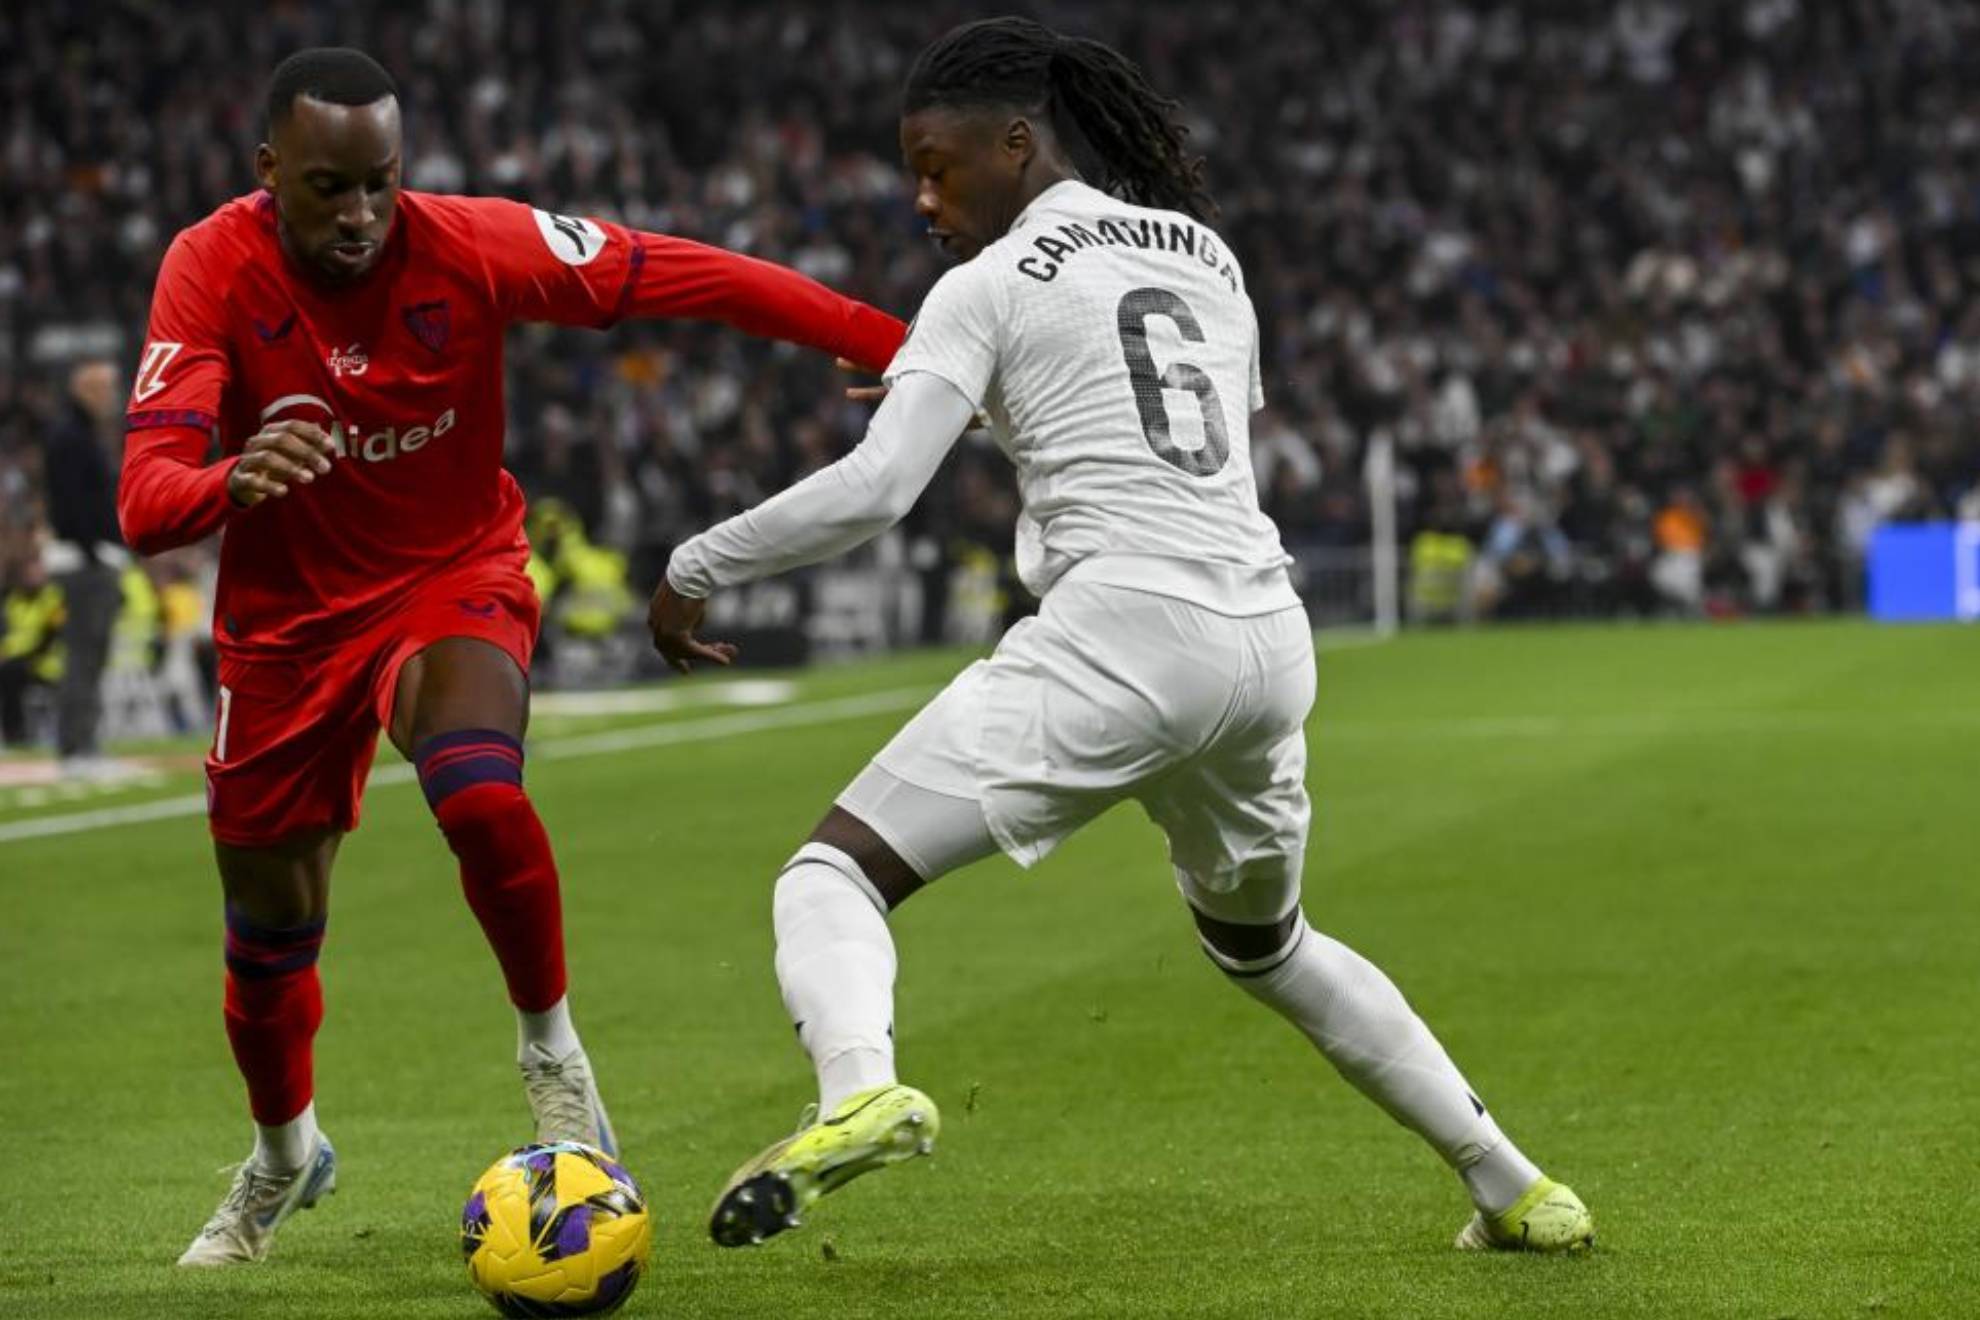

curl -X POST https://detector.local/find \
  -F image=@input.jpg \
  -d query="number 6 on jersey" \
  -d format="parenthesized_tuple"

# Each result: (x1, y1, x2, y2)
(1117, 287, 1229, 477)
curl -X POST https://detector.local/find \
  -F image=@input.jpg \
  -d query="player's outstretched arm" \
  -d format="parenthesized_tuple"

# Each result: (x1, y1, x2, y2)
(647, 372, 976, 673)
(458, 198, 906, 371)
(622, 230, 906, 372)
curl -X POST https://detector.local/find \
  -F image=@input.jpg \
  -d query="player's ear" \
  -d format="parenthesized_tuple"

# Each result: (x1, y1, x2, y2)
(1002, 116, 1035, 170)
(254, 142, 278, 193)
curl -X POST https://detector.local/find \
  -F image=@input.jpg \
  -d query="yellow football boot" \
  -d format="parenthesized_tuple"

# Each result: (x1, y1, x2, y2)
(709, 1084, 938, 1247)
(1454, 1176, 1594, 1253)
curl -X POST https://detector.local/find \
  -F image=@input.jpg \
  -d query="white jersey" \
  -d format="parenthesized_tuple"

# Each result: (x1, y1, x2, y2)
(885, 179, 1298, 613)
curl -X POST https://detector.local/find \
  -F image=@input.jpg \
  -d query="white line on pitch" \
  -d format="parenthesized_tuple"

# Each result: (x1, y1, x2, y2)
(0, 686, 931, 848)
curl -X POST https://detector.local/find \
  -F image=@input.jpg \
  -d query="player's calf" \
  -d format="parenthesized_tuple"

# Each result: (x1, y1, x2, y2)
(416, 729, 566, 1010)
(221, 902, 327, 1164)
(1194, 899, 1580, 1244)
(414, 729, 614, 1152)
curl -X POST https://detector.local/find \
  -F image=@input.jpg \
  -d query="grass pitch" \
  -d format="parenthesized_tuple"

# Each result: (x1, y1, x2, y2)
(2, 621, 1976, 1318)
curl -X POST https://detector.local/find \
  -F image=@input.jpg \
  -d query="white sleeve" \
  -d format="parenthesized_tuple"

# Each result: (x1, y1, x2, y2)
(882, 260, 1003, 408)
(665, 371, 979, 597)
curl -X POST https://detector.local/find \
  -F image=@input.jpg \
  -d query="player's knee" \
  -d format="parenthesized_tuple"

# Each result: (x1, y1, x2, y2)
(1175, 854, 1304, 972)
(1189, 902, 1305, 976)
(806, 808, 925, 910)
(777, 841, 891, 920)
(413, 729, 527, 815)
(215, 833, 336, 926)
(222, 900, 327, 984)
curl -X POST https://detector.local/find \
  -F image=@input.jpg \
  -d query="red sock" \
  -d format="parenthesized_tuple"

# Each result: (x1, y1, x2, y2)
(416, 731, 568, 1013)
(222, 907, 325, 1125)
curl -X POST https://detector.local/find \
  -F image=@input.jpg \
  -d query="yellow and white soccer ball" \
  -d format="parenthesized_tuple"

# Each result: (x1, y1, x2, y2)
(460, 1141, 651, 1317)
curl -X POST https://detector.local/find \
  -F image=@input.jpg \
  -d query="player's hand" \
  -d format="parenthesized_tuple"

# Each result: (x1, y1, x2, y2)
(647, 579, 739, 675)
(836, 357, 990, 429)
(228, 420, 337, 507)
(837, 357, 888, 404)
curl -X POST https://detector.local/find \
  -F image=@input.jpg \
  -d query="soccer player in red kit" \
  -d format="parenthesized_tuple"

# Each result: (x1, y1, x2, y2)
(121, 48, 906, 1267)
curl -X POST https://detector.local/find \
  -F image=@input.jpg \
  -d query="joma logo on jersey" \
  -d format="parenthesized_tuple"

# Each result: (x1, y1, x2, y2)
(326, 343, 370, 377)
(259, 393, 456, 464)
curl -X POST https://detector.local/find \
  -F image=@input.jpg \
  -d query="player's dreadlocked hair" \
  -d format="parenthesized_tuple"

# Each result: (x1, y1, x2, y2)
(903, 17, 1217, 221)
(266, 47, 398, 132)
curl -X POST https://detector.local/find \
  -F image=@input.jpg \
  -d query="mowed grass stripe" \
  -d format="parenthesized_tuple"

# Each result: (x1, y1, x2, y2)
(3, 621, 1975, 1319)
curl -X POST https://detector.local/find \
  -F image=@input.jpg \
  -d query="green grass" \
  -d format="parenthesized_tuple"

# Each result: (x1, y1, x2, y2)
(3, 621, 1977, 1318)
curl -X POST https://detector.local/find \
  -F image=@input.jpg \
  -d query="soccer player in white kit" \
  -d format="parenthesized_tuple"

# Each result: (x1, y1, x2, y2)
(649, 16, 1594, 1255)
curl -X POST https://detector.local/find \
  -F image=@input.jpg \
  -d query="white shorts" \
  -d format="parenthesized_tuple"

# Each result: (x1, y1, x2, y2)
(838, 572, 1316, 925)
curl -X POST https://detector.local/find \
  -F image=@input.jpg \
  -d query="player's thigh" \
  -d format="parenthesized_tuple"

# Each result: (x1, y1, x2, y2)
(208, 648, 383, 853)
(830, 762, 999, 887)
(379, 557, 540, 754)
(1139, 707, 1312, 928)
(868, 622, 1130, 871)
(387, 637, 528, 754)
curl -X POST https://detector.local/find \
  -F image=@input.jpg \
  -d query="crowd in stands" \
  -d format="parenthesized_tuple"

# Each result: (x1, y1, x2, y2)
(6, 0, 1980, 715)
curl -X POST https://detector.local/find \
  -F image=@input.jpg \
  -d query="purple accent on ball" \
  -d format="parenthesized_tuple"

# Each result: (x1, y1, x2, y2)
(592, 1260, 640, 1308)
(599, 1157, 633, 1186)
(463, 1190, 487, 1225)
(552, 1205, 591, 1260)
(526, 1150, 556, 1174)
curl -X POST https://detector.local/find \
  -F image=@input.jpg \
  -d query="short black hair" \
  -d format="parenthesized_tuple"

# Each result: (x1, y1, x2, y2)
(265, 47, 398, 132)
(903, 17, 1216, 221)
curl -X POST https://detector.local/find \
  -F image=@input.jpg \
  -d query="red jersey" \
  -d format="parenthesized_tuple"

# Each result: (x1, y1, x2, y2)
(121, 190, 905, 656)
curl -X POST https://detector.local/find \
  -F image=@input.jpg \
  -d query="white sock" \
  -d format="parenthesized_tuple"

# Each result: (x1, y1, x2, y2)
(253, 1101, 319, 1175)
(517, 995, 583, 1063)
(774, 845, 899, 1114)
(1225, 923, 1541, 1214)
(1461, 1137, 1545, 1215)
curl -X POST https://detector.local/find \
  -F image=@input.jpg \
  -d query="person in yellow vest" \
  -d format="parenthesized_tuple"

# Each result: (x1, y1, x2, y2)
(116, 563, 163, 660)
(156, 556, 215, 733)
(529, 499, 633, 641)
(1409, 515, 1475, 625)
(555, 536, 634, 641)
(1, 557, 66, 747)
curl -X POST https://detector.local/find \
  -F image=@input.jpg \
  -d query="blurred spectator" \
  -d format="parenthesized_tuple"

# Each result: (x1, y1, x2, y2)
(1474, 492, 1573, 619)
(152, 552, 216, 733)
(1, 554, 63, 747)
(6, 0, 1980, 638)
(1407, 507, 1472, 624)
(1652, 486, 1711, 613)
(40, 358, 125, 768)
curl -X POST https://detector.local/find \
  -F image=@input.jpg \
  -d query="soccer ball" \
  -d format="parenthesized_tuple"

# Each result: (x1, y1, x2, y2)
(460, 1141, 651, 1317)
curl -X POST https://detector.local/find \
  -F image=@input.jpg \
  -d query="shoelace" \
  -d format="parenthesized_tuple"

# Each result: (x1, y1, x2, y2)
(523, 1059, 595, 1139)
(194, 1163, 267, 1239)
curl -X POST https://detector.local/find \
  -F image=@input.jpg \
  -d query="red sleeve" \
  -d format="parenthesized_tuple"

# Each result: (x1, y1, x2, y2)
(120, 426, 237, 555)
(120, 230, 240, 555)
(454, 197, 906, 370)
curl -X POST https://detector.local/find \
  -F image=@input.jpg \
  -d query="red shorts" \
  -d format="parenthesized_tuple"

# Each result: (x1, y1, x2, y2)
(206, 556, 541, 848)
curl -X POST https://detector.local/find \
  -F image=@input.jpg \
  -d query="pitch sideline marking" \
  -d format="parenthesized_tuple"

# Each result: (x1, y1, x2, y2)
(0, 686, 932, 848)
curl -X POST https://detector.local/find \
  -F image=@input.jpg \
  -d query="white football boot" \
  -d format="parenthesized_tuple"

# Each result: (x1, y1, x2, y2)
(519, 1043, 618, 1157)
(176, 1132, 337, 1266)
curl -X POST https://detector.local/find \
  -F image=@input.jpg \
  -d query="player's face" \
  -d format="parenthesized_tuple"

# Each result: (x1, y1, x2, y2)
(900, 106, 1029, 262)
(257, 95, 403, 284)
